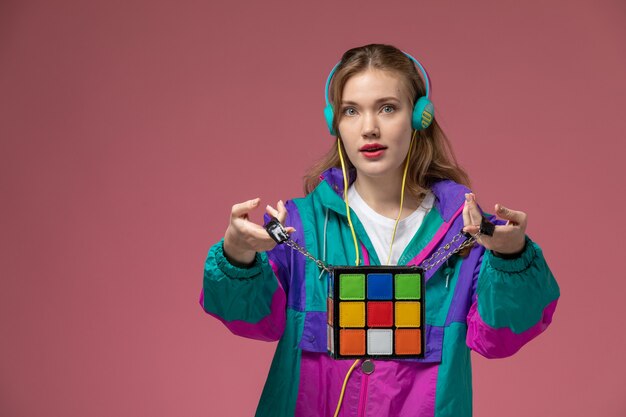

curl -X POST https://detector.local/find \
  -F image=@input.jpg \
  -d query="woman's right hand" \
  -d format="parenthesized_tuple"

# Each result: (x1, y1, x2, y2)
(223, 198, 295, 265)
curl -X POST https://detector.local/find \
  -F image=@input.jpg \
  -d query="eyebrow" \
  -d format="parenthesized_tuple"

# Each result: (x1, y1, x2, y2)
(340, 96, 402, 106)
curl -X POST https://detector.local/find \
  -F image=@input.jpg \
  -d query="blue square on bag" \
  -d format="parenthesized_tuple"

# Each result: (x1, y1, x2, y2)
(367, 273, 393, 300)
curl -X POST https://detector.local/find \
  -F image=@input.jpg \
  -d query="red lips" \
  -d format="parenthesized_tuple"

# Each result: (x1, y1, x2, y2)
(359, 143, 387, 159)
(359, 143, 387, 152)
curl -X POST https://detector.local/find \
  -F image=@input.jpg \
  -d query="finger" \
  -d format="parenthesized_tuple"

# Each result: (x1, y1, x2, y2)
(495, 204, 511, 226)
(465, 193, 483, 226)
(276, 200, 288, 224)
(231, 198, 260, 218)
(495, 204, 526, 226)
(462, 194, 472, 227)
(462, 224, 479, 235)
(266, 204, 279, 219)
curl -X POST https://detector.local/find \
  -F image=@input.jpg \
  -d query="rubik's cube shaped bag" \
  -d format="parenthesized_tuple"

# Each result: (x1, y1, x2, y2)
(327, 266, 425, 359)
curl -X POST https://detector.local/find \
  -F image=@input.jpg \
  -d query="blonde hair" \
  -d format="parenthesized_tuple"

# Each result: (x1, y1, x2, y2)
(304, 44, 470, 196)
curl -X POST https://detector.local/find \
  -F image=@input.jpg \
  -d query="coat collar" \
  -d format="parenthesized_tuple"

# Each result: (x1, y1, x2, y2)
(318, 167, 470, 223)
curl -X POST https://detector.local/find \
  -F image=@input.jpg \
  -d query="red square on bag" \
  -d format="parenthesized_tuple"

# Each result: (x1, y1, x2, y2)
(367, 301, 393, 327)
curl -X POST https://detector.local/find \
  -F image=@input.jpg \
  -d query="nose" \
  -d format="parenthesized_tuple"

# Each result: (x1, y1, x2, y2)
(361, 113, 380, 139)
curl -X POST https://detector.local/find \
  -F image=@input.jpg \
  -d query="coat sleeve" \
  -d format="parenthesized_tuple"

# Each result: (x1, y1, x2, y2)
(465, 228, 561, 358)
(198, 200, 300, 342)
(198, 239, 287, 342)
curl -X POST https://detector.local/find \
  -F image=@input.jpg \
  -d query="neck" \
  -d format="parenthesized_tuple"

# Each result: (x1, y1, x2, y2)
(353, 171, 421, 220)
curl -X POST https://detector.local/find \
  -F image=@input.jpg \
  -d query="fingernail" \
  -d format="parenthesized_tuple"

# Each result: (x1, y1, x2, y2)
(465, 193, 471, 202)
(252, 198, 259, 206)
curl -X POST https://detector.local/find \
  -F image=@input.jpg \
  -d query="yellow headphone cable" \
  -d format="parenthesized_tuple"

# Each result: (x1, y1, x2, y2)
(333, 130, 417, 417)
(336, 130, 417, 266)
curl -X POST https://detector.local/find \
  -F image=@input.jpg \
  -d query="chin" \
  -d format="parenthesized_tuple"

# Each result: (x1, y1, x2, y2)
(356, 167, 398, 179)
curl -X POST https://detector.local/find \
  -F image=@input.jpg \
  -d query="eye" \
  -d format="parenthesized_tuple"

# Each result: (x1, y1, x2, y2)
(342, 107, 357, 116)
(381, 105, 396, 114)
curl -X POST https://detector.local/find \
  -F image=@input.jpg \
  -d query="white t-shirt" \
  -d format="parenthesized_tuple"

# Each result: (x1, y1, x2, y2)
(347, 184, 435, 265)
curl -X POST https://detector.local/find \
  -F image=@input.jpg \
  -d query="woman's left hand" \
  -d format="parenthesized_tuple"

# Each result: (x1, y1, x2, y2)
(462, 193, 527, 255)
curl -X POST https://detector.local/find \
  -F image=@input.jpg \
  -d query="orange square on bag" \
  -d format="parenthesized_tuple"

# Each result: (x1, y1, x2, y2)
(395, 329, 422, 355)
(339, 329, 365, 356)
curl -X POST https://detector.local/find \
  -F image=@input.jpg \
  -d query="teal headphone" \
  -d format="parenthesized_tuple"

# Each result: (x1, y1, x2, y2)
(323, 51, 434, 136)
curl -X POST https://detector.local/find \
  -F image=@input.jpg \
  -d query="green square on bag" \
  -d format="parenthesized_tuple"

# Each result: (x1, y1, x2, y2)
(339, 274, 365, 300)
(395, 274, 421, 299)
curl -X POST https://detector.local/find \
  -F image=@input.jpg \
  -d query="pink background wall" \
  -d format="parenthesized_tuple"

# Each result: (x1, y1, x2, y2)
(1, 0, 624, 415)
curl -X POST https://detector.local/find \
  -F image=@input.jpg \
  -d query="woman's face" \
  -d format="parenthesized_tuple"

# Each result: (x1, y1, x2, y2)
(337, 68, 413, 182)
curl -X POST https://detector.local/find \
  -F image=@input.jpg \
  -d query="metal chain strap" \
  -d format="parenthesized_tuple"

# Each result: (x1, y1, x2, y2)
(284, 239, 333, 273)
(419, 232, 480, 272)
(283, 231, 481, 273)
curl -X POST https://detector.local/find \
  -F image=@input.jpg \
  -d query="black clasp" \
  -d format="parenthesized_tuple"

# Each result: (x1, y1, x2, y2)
(479, 216, 496, 237)
(265, 216, 289, 244)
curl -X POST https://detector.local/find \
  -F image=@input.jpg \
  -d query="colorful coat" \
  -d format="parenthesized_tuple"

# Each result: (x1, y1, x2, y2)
(200, 167, 560, 417)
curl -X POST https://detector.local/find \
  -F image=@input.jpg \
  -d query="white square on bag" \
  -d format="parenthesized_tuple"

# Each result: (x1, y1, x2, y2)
(367, 329, 393, 355)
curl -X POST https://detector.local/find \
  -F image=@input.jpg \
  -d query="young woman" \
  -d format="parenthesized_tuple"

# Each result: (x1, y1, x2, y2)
(200, 44, 560, 417)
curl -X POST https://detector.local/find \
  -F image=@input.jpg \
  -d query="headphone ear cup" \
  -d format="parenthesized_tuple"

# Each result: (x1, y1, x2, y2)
(412, 97, 435, 130)
(324, 104, 336, 135)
